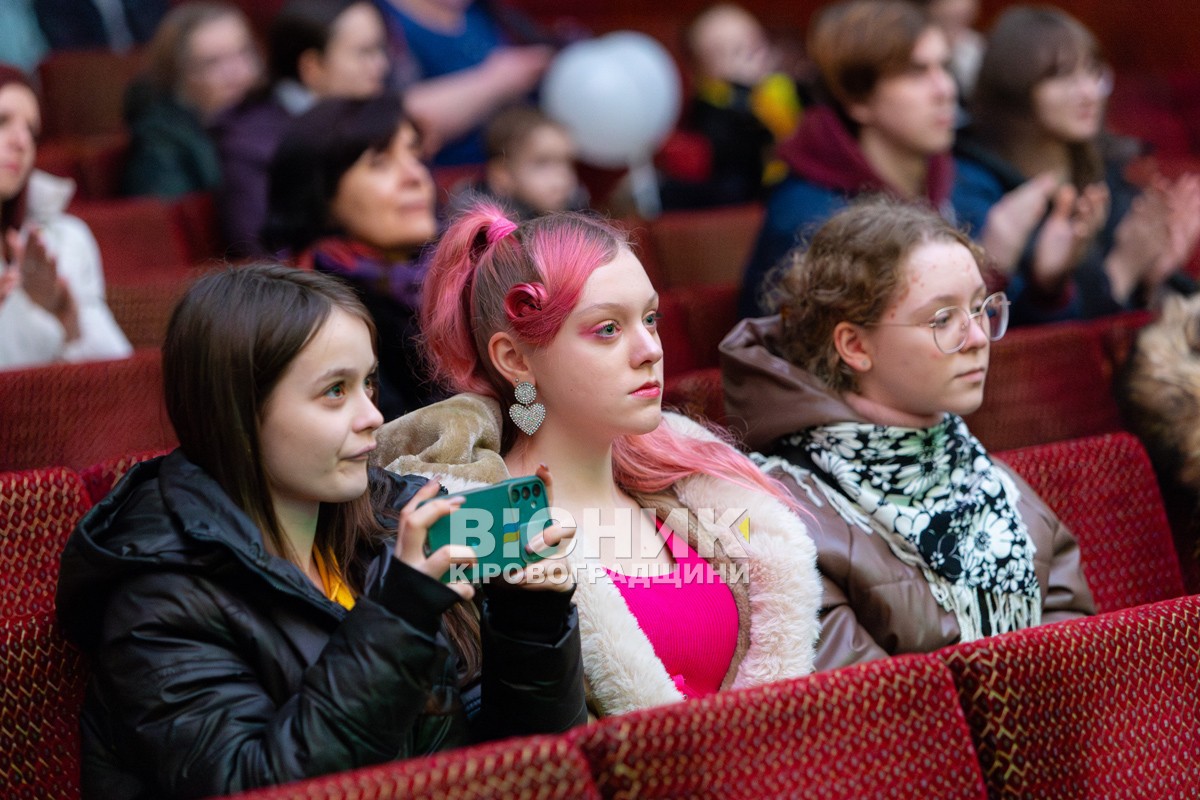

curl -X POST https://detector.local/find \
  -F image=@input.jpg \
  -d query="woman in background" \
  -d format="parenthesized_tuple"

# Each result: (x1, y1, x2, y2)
(265, 93, 438, 418)
(953, 5, 1200, 323)
(214, 0, 390, 255)
(122, 2, 261, 198)
(0, 64, 131, 369)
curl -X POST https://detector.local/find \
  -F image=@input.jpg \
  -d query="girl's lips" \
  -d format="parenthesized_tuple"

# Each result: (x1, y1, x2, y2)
(631, 384, 662, 398)
(345, 445, 377, 461)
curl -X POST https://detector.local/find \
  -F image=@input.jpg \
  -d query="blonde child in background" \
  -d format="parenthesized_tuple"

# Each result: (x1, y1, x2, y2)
(478, 104, 587, 219)
(660, 3, 802, 210)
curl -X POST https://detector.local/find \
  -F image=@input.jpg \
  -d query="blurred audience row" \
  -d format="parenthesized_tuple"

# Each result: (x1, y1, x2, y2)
(2, 0, 1199, 381)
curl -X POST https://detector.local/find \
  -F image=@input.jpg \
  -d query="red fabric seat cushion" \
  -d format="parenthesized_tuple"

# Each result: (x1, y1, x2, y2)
(571, 653, 987, 799)
(940, 595, 1200, 799)
(0, 468, 91, 617)
(996, 431, 1184, 613)
(0, 613, 88, 798)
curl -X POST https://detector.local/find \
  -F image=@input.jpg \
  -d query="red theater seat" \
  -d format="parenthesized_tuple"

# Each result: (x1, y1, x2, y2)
(571, 654, 987, 800)
(106, 278, 195, 349)
(665, 367, 725, 426)
(646, 204, 764, 288)
(0, 613, 89, 800)
(79, 449, 168, 506)
(996, 431, 1184, 613)
(73, 197, 193, 286)
(226, 734, 602, 800)
(940, 595, 1200, 799)
(0, 349, 177, 472)
(964, 318, 1122, 452)
(36, 49, 142, 139)
(0, 468, 91, 618)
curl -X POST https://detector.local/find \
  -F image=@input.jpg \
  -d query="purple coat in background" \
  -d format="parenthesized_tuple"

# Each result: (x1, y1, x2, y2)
(211, 92, 296, 257)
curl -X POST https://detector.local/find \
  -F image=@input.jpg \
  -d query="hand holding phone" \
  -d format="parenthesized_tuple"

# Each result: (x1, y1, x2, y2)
(423, 476, 553, 583)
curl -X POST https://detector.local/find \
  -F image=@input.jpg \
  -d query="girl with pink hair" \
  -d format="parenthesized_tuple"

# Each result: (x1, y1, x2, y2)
(374, 200, 821, 716)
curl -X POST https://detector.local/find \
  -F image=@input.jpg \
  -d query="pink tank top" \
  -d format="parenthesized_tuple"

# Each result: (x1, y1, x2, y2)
(606, 521, 739, 698)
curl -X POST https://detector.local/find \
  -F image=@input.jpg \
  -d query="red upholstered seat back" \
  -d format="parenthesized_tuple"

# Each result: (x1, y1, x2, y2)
(570, 654, 987, 799)
(965, 319, 1122, 452)
(226, 734, 602, 800)
(0, 349, 177, 472)
(36, 49, 142, 139)
(0, 468, 91, 618)
(645, 204, 765, 289)
(940, 595, 1200, 799)
(0, 612, 89, 800)
(72, 198, 194, 286)
(996, 432, 1184, 613)
(78, 449, 169, 506)
(665, 367, 726, 427)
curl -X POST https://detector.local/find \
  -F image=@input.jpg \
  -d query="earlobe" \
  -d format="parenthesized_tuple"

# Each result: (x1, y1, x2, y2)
(296, 49, 323, 90)
(486, 160, 514, 198)
(833, 321, 872, 372)
(487, 331, 532, 385)
(846, 100, 873, 127)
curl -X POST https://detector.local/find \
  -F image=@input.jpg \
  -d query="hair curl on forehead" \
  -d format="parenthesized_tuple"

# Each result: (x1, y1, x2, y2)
(420, 198, 627, 396)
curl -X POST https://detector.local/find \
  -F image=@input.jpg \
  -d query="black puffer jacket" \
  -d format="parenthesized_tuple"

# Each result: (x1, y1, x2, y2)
(56, 451, 587, 800)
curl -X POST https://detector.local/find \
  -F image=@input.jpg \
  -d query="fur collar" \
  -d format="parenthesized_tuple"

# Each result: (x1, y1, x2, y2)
(374, 394, 821, 716)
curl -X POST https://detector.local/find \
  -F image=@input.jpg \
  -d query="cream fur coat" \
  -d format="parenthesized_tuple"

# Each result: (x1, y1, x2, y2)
(372, 393, 822, 717)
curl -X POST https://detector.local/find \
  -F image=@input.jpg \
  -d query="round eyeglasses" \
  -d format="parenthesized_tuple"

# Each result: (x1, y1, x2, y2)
(867, 292, 1011, 354)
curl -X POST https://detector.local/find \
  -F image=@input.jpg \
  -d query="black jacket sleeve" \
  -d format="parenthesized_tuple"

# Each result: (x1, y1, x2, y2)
(474, 583, 588, 739)
(92, 571, 455, 799)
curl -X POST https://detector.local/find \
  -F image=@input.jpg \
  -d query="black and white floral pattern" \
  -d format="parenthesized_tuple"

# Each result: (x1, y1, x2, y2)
(781, 415, 1040, 638)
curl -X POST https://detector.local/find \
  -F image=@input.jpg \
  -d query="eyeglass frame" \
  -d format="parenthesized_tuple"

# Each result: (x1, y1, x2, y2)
(863, 291, 1011, 354)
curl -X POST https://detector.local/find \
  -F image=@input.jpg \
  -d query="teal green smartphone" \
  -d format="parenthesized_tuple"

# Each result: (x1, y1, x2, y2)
(422, 476, 550, 582)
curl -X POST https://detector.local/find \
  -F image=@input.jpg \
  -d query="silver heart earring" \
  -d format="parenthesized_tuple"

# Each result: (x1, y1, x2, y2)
(508, 380, 546, 436)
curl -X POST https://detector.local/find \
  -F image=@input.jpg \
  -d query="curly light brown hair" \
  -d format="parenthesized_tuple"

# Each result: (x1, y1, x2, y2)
(775, 197, 984, 393)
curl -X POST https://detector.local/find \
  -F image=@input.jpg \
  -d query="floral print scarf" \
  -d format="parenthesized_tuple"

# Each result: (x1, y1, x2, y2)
(763, 414, 1040, 641)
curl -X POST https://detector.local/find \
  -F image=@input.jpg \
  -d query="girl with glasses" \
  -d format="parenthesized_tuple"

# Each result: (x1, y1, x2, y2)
(721, 198, 1095, 671)
(952, 5, 1200, 325)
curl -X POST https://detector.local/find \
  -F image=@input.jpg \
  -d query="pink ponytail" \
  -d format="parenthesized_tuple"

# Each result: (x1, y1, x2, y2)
(420, 199, 802, 511)
(420, 202, 514, 395)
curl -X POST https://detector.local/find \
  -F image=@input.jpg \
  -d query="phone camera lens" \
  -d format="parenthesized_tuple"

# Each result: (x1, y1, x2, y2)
(532, 484, 541, 497)
(510, 488, 520, 503)
(521, 487, 531, 500)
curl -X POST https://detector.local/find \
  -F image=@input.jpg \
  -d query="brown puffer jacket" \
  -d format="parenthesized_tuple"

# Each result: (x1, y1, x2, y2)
(720, 316, 1095, 672)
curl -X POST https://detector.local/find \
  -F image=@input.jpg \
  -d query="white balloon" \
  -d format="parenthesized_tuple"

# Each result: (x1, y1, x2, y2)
(541, 32, 682, 169)
(602, 31, 681, 144)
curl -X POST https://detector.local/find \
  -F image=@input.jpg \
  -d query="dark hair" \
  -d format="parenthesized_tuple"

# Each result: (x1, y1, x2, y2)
(164, 262, 482, 683)
(775, 197, 984, 393)
(969, 6, 1104, 187)
(263, 93, 407, 254)
(269, 0, 360, 84)
(0, 64, 36, 239)
(164, 264, 379, 570)
(808, 0, 932, 113)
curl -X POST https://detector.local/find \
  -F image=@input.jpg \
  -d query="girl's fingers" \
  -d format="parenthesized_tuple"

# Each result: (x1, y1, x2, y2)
(534, 463, 554, 507)
(400, 477, 444, 514)
(419, 543, 478, 581)
(404, 496, 465, 533)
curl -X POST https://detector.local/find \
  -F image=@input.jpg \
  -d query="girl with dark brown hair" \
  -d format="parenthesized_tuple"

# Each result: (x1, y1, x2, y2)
(56, 263, 585, 799)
